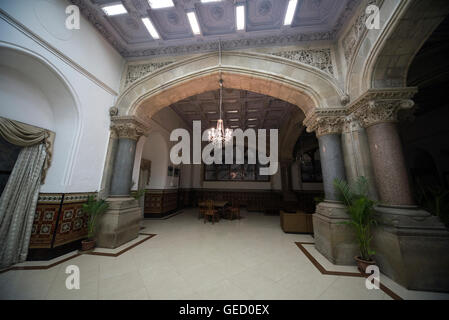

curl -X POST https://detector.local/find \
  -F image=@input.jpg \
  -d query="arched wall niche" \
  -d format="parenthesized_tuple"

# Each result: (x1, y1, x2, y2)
(0, 45, 80, 192)
(115, 51, 345, 122)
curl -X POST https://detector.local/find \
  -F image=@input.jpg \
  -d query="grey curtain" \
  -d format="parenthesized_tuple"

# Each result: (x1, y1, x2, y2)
(0, 117, 52, 269)
(0, 117, 54, 183)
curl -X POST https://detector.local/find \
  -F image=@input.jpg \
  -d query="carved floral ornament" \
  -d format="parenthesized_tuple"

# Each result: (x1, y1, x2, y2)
(303, 89, 417, 135)
(354, 99, 415, 128)
(304, 109, 346, 138)
(110, 116, 150, 140)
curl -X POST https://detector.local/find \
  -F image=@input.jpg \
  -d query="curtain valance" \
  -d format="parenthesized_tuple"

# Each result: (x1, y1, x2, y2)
(0, 117, 54, 183)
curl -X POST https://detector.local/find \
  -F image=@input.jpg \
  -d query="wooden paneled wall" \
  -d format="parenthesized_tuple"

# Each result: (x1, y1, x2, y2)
(144, 189, 179, 218)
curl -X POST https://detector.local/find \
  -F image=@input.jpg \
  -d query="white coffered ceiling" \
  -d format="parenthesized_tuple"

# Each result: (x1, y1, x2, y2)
(71, 0, 360, 58)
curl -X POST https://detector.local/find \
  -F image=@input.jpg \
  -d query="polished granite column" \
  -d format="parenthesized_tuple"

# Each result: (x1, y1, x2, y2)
(97, 116, 149, 249)
(110, 138, 137, 197)
(305, 114, 358, 265)
(318, 133, 346, 201)
(354, 90, 449, 292)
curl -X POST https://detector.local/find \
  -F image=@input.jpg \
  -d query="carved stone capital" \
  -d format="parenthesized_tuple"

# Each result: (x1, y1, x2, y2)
(355, 99, 415, 128)
(304, 109, 346, 138)
(110, 116, 150, 140)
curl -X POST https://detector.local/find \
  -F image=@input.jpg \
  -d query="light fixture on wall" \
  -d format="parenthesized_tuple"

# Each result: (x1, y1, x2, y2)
(208, 41, 233, 146)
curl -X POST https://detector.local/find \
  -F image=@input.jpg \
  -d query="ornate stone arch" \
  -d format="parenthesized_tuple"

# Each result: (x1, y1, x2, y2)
(114, 51, 345, 122)
(367, 0, 449, 90)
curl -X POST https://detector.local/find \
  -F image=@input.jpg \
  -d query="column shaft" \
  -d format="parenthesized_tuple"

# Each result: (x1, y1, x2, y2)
(110, 138, 137, 197)
(318, 134, 346, 201)
(366, 122, 414, 206)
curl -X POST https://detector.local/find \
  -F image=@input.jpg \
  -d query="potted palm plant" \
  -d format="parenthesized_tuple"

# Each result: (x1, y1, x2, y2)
(334, 176, 377, 274)
(81, 195, 109, 251)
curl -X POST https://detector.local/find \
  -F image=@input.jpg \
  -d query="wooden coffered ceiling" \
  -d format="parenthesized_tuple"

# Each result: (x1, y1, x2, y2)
(170, 88, 299, 131)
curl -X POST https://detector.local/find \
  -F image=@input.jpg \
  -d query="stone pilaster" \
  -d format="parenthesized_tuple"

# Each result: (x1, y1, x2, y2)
(341, 115, 378, 201)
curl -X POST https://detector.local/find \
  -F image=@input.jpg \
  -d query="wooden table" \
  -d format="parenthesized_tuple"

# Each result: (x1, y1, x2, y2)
(198, 201, 229, 219)
(198, 201, 229, 208)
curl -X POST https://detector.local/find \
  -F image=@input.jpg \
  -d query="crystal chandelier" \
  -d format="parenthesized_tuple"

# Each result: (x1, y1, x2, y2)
(208, 41, 233, 146)
(208, 79, 233, 146)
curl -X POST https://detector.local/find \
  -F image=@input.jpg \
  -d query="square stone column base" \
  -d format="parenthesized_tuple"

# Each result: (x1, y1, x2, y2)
(96, 197, 142, 249)
(313, 201, 359, 265)
(373, 206, 449, 292)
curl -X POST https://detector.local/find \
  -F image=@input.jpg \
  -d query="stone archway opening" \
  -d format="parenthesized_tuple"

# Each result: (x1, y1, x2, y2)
(134, 84, 308, 218)
(133, 72, 316, 123)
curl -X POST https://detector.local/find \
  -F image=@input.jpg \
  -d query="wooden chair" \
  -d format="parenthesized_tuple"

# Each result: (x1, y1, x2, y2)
(204, 200, 219, 224)
(227, 199, 241, 220)
(198, 201, 206, 219)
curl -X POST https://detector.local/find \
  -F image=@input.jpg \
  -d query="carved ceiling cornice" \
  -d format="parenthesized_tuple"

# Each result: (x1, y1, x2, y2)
(110, 116, 151, 140)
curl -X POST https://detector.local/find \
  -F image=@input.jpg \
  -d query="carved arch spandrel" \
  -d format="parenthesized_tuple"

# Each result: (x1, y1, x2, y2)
(114, 51, 345, 122)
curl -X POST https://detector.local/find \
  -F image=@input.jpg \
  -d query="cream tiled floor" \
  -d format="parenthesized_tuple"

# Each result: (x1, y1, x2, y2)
(1, 209, 448, 300)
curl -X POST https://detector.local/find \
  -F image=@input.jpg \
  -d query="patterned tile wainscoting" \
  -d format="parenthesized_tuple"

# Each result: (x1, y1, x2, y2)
(28, 192, 95, 260)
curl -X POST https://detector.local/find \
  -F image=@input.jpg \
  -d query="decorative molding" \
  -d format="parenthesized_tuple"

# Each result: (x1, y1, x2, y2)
(354, 99, 415, 128)
(347, 87, 418, 114)
(0, 8, 118, 96)
(270, 49, 334, 76)
(124, 61, 174, 89)
(304, 108, 347, 137)
(341, 0, 384, 63)
(110, 116, 151, 140)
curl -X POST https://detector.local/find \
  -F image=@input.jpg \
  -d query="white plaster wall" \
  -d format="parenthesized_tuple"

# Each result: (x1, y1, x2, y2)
(141, 131, 169, 190)
(180, 164, 192, 188)
(0, 65, 54, 130)
(0, 0, 125, 193)
(0, 0, 123, 92)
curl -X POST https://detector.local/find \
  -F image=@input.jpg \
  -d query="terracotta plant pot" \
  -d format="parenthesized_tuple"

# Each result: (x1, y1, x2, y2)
(355, 256, 376, 275)
(81, 239, 96, 251)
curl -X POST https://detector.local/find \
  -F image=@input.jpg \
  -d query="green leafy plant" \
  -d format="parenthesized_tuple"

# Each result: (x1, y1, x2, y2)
(314, 195, 324, 204)
(82, 195, 109, 240)
(334, 176, 377, 261)
(132, 189, 146, 200)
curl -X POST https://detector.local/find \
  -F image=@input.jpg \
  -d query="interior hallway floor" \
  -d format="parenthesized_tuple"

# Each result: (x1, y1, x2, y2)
(1, 208, 448, 300)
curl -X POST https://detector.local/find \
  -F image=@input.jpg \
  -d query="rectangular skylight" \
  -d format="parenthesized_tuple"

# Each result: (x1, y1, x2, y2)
(284, 0, 298, 25)
(201, 0, 223, 3)
(187, 11, 201, 35)
(142, 18, 160, 39)
(102, 4, 128, 16)
(236, 5, 245, 31)
(147, 0, 174, 9)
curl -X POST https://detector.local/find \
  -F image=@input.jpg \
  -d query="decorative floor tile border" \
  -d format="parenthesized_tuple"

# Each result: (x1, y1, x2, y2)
(295, 242, 402, 300)
(0, 233, 157, 274)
